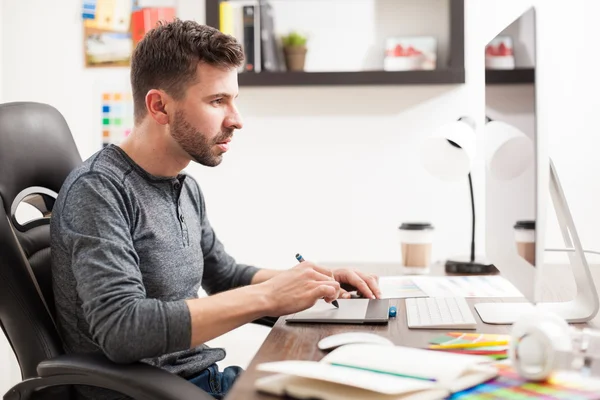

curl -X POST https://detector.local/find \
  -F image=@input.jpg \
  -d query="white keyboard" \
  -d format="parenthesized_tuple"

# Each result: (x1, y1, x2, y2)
(406, 297, 478, 329)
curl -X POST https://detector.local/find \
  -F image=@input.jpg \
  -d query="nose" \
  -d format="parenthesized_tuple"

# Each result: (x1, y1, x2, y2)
(226, 105, 243, 130)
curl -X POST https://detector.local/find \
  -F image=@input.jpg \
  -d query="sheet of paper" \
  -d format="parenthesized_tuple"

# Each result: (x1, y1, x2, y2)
(378, 276, 428, 299)
(412, 276, 523, 298)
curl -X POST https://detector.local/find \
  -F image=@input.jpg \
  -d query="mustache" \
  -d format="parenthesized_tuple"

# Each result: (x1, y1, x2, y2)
(214, 129, 234, 143)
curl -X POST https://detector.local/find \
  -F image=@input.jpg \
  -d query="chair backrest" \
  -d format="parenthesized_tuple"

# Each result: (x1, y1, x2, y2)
(0, 102, 82, 379)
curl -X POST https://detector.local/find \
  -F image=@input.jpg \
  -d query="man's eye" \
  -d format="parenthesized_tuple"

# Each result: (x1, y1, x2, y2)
(211, 98, 224, 105)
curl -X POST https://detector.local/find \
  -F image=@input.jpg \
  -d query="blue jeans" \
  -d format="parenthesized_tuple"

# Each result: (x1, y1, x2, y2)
(188, 364, 243, 399)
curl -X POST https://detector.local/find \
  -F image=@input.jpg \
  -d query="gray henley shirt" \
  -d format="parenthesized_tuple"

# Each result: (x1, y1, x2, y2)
(50, 144, 259, 399)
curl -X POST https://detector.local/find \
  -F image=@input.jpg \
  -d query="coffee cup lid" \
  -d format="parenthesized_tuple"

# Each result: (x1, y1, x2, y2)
(514, 220, 535, 230)
(399, 222, 434, 231)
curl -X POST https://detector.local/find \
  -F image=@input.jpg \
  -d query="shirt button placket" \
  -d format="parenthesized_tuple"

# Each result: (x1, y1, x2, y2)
(173, 180, 187, 245)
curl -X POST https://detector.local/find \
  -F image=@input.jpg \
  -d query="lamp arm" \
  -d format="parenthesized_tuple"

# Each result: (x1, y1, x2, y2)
(468, 172, 475, 262)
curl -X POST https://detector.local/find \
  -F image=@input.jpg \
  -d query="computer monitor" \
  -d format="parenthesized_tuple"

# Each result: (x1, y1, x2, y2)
(475, 6, 599, 324)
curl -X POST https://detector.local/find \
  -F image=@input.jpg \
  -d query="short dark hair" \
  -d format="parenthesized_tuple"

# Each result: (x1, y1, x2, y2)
(130, 19, 244, 123)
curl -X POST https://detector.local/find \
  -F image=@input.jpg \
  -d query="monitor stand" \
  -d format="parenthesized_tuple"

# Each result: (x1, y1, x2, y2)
(475, 160, 599, 324)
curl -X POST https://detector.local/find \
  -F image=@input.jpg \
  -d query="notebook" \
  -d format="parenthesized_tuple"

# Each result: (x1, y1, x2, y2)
(255, 343, 498, 400)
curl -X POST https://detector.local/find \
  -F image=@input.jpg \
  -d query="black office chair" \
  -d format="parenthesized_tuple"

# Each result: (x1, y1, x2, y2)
(0, 102, 214, 400)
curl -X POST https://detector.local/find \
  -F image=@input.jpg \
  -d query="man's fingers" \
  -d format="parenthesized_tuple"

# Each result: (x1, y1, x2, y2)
(311, 282, 339, 301)
(319, 281, 340, 303)
(346, 270, 375, 299)
(360, 272, 382, 299)
(310, 264, 335, 280)
(339, 288, 352, 299)
(304, 267, 334, 282)
(310, 280, 340, 291)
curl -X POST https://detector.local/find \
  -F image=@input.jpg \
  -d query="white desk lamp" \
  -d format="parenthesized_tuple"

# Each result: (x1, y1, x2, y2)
(421, 117, 496, 273)
(421, 117, 476, 181)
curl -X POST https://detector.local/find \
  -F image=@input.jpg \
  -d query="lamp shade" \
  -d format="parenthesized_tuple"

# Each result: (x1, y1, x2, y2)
(484, 120, 534, 181)
(421, 118, 476, 181)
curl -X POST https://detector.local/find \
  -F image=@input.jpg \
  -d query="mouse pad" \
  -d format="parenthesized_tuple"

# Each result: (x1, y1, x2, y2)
(285, 299, 389, 324)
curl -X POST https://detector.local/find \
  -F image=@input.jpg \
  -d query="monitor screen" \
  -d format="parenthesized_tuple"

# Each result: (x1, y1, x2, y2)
(484, 7, 538, 303)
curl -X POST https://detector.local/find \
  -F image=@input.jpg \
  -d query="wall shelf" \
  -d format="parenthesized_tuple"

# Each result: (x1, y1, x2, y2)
(486, 68, 534, 84)
(236, 69, 465, 87)
(206, 0, 465, 86)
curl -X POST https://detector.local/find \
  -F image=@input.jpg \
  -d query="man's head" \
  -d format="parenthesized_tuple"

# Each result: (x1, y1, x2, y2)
(130, 19, 244, 167)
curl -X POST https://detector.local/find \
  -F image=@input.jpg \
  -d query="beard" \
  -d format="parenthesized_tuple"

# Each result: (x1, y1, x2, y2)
(170, 109, 233, 167)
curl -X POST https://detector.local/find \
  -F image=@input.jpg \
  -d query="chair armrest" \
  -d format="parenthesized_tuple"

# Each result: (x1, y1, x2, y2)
(35, 353, 213, 400)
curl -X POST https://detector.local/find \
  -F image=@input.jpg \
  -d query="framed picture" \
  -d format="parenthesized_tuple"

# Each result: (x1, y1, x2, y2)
(384, 36, 437, 71)
(85, 32, 133, 68)
(486, 36, 515, 70)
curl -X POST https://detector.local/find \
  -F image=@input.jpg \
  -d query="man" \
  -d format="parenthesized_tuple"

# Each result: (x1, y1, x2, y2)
(51, 19, 381, 400)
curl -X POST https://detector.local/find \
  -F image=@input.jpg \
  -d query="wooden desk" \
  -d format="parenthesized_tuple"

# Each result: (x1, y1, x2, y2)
(225, 263, 600, 400)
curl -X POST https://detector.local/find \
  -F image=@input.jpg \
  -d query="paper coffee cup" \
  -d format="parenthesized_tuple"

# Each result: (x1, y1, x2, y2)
(514, 220, 535, 266)
(398, 222, 434, 268)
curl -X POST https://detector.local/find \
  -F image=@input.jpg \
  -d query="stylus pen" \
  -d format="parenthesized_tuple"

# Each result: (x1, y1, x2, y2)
(295, 253, 340, 308)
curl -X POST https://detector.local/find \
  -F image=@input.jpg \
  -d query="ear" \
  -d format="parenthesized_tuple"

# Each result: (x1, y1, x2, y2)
(145, 89, 170, 125)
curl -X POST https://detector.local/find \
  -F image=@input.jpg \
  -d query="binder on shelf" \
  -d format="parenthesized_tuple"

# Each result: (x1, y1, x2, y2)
(131, 7, 176, 46)
(259, 1, 285, 72)
(219, 1, 234, 36)
(219, 0, 269, 73)
(242, 5, 261, 72)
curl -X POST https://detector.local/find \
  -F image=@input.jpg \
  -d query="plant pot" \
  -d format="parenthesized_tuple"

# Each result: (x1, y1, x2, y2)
(284, 46, 307, 71)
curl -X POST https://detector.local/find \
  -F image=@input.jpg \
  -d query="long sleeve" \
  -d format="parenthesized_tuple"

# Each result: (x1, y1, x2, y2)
(57, 173, 191, 363)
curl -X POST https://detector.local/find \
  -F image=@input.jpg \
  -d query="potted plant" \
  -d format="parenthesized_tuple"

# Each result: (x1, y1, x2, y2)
(282, 31, 307, 72)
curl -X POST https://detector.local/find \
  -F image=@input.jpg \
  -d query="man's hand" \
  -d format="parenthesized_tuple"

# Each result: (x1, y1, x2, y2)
(332, 268, 382, 299)
(259, 262, 341, 316)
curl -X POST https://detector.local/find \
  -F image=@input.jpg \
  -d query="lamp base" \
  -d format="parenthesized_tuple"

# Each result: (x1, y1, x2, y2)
(445, 259, 498, 274)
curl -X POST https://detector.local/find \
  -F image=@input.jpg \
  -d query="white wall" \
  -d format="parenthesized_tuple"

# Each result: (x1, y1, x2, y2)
(2, 0, 600, 394)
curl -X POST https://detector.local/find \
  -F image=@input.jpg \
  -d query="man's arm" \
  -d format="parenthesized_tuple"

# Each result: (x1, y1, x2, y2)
(186, 262, 341, 347)
(250, 268, 281, 284)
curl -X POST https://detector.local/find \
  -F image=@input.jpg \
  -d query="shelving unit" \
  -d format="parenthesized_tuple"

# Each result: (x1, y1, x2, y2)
(237, 69, 465, 87)
(486, 68, 534, 85)
(205, 0, 465, 87)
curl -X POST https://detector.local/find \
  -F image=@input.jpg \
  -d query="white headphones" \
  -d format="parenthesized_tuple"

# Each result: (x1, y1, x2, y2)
(510, 310, 577, 380)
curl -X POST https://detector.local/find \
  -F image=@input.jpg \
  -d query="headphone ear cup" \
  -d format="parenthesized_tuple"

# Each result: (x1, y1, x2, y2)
(510, 310, 571, 381)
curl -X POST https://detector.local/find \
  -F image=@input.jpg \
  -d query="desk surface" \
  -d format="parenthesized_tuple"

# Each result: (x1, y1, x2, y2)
(225, 262, 600, 400)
